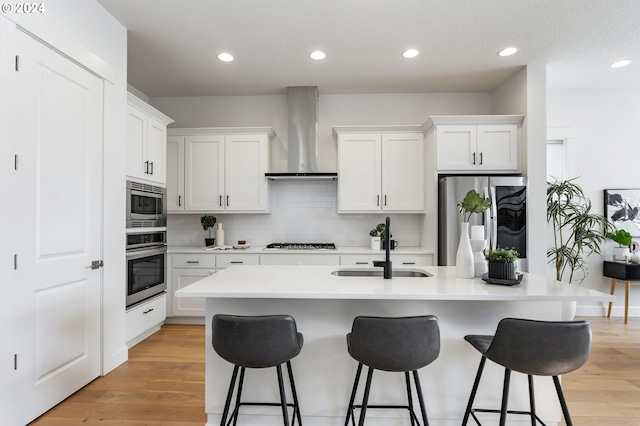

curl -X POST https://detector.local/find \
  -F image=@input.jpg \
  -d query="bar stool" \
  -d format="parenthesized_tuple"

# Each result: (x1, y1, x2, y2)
(462, 318, 591, 426)
(212, 314, 304, 426)
(344, 315, 440, 426)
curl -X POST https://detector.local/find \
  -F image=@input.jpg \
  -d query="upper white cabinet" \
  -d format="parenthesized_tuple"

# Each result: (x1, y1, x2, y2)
(127, 93, 174, 185)
(424, 115, 524, 172)
(167, 128, 274, 213)
(334, 126, 425, 213)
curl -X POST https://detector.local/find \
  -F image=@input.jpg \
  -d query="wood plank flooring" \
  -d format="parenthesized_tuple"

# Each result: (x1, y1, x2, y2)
(29, 317, 640, 425)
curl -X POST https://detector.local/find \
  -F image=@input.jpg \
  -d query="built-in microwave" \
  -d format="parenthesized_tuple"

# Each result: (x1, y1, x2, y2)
(126, 230, 167, 308)
(126, 180, 166, 228)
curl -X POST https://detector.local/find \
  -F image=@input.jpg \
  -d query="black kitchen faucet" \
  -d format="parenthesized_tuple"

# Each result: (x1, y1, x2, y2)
(373, 216, 392, 279)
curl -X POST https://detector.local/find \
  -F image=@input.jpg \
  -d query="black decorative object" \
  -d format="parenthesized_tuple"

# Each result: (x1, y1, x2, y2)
(604, 189, 640, 237)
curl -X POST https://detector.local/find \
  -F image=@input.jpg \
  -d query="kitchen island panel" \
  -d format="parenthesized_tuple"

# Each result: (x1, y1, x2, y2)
(203, 297, 564, 425)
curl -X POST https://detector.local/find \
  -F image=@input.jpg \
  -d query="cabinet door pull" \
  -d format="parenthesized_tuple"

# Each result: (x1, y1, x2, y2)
(355, 262, 368, 265)
(219, 195, 222, 206)
(144, 160, 149, 174)
(384, 195, 387, 206)
(472, 152, 476, 165)
(150, 161, 154, 175)
(402, 262, 416, 265)
(186, 260, 200, 264)
(178, 195, 182, 206)
(227, 195, 229, 206)
(143, 308, 154, 314)
(377, 195, 380, 206)
(230, 261, 243, 264)
(479, 152, 483, 165)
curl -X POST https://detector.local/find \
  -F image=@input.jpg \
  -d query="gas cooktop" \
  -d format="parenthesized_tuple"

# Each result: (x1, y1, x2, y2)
(265, 243, 336, 250)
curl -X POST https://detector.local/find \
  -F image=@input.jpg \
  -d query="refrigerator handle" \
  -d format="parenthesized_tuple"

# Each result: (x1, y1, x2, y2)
(489, 186, 498, 251)
(482, 186, 491, 249)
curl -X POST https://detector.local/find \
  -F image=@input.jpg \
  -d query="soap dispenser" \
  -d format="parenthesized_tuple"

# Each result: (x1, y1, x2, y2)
(215, 223, 225, 247)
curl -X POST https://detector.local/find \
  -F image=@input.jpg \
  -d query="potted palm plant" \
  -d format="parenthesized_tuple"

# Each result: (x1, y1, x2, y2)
(606, 229, 632, 261)
(201, 215, 217, 246)
(547, 178, 613, 283)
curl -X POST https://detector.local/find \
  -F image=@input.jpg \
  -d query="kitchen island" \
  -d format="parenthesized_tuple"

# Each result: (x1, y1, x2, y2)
(177, 265, 613, 426)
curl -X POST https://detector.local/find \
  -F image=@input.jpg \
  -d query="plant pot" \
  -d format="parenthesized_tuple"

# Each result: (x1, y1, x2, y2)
(613, 247, 629, 262)
(370, 236, 381, 250)
(205, 238, 215, 247)
(488, 261, 517, 281)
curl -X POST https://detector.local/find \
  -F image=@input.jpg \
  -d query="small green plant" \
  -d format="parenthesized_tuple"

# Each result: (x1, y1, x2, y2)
(457, 190, 491, 222)
(200, 215, 217, 238)
(485, 248, 518, 263)
(369, 223, 392, 242)
(606, 229, 632, 247)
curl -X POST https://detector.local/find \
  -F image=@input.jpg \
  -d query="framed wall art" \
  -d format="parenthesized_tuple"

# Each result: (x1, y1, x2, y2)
(604, 188, 640, 237)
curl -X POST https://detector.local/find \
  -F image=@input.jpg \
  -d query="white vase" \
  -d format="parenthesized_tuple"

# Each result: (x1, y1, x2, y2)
(370, 236, 381, 250)
(470, 239, 487, 277)
(456, 222, 474, 278)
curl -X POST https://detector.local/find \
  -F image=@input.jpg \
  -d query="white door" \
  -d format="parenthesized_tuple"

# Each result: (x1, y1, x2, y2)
(382, 133, 425, 212)
(436, 125, 476, 171)
(185, 135, 225, 211)
(225, 134, 268, 211)
(14, 30, 103, 424)
(337, 134, 382, 212)
(146, 115, 167, 184)
(166, 136, 185, 211)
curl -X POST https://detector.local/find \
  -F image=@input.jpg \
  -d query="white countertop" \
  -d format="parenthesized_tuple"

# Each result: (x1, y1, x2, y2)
(168, 245, 433, 255)
(176, 265, 614, 302)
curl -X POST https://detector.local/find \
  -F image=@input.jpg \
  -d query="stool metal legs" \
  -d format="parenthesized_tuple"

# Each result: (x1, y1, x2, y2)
(345, 362, 429, 426)
(462, 356, 573, 426)
(220, 361, 301, 426)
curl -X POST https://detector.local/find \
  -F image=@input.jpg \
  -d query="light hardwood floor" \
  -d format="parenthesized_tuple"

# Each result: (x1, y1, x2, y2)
(29, 317, 640, 425)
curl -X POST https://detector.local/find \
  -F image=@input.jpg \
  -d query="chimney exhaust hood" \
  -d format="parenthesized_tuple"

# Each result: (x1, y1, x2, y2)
(265, 86, 337, 180)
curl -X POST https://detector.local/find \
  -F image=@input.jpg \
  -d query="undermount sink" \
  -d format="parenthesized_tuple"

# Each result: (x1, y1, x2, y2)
(331, 268, 431, 278)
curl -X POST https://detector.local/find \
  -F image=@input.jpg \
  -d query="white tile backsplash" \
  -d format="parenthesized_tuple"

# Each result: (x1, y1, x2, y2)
(167, 180, 422, 247)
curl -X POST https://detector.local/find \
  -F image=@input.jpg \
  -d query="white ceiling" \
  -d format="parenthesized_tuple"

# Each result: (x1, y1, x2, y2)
(96, 0, 640, 97)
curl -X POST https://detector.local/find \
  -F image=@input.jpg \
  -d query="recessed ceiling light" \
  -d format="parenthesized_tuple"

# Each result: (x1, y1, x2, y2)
(310, 50, 326, 60)
(611, 59, 632, 68)
(498, 47, 518, 57)
(218, 52, 234, 62)
(402, 49, 419, 59)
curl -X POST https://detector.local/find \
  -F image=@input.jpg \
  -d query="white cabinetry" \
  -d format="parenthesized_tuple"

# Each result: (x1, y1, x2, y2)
(169, 254, 215, 317)
(334, 126, 425, 213)
(167, 128, 274, 213)
(424, 116, 524, 172)
(340, 254, 434, 266)
(127, 93, 174, 185)
(168, 253, 259, 318)
(125, 293, 167, 348)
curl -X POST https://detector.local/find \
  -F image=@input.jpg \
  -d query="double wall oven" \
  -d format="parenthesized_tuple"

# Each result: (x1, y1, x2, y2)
(126, 180, 168, 308)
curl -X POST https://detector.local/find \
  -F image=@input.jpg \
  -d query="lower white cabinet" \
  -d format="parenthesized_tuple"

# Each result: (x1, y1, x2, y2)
(169, 254, 216, 317)
(125, 292, 167, 348)
(340, 254, 434, 266)
(260, 254, 341, 265)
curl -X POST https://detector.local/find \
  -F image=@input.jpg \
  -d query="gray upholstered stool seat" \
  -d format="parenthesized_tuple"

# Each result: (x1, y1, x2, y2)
(462, 317, 591, 426)
(345, 315, 440, 426)
(212, 314, 304, 426)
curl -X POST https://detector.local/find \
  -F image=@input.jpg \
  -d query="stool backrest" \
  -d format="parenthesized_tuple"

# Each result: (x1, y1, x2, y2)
(212, 314, 303, 368)
(486, 318, 591, 376)
(348, 315, 440, 372)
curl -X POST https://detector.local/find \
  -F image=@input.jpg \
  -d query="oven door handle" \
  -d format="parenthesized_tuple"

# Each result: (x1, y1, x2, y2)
(126, 246, 167, 258)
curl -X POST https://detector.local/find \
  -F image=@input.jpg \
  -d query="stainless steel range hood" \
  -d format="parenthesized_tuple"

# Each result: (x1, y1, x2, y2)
(265, 86, 337, 180)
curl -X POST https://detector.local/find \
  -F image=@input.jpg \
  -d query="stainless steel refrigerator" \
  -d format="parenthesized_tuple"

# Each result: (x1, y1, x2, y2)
(438, 175, 528, 270)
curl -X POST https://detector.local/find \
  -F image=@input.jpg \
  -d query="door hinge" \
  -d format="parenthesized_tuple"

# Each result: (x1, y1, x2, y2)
(14, 354, 17, 370)
(15, 55, 19, 71)
(14, 254, 17, 270)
